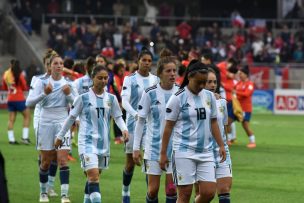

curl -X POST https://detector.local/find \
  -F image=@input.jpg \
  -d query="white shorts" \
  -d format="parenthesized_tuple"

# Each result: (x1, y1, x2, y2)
(216, 163, 232, 179)
(143, 160, 172, 175)
(80, 153, 109, 171)
(36, 122, 71, 151)
(172, 156, 216, 186)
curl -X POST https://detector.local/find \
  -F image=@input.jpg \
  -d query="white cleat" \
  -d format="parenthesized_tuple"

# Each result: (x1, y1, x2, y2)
(39, 193, 49, 202)
(61, 195, 71, 203)
(47, 188, 58, 197)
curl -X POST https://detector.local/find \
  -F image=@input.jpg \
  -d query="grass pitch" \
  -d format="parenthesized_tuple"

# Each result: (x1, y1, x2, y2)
(0, 110, 303, 203)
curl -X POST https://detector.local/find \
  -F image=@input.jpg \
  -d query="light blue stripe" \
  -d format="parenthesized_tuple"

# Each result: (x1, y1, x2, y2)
(128, 76, 138, 134)
(150, 91, 160, 160)
(96, 97, 104, 153)
(179, 93, 190, 152)
(79, 78, 83, 94)
(82, 94, 93, 153)
(193, 95, 205, 153)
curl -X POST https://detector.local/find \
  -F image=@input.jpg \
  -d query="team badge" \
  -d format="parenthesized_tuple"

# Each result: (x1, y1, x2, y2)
(85, 156, 90, 162)
(107, 101, 112, 107)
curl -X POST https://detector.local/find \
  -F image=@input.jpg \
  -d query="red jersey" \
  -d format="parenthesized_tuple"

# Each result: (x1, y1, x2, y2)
(2, 69, 28, 102)
(235, 80, 254, 112)
(217, 61, 234, 101)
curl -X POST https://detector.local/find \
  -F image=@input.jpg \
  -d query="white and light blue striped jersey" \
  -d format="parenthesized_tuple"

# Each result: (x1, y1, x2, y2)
(121, 71, 158, 135)
(213, 99, 231, 165)
(70, 88, 123, 156)
(27, 76, 78, 122)
(73, 74, 93, 95)
(28, 73, 48, 129)
(138, 83, 179, 161)
(165, 87, 217, 160)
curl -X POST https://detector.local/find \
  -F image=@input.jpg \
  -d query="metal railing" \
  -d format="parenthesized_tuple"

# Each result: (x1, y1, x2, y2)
(43, 13, 304, 29)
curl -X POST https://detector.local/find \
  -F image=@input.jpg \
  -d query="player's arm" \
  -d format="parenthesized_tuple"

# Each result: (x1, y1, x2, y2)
(25, 79, 48, 107)
(111, 96, 128, 143)
(160, 95, 179, 171)
(121, 77, 137, 117)
(236, 83, 254, 97)
(210, 94, 226, 162)
(55, 96, 83, 148)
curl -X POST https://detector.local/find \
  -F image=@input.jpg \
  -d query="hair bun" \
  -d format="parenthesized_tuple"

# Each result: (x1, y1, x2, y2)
(159, 48, 173, 58)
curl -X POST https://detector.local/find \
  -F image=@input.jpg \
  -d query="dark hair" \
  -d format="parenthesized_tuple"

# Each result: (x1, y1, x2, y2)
(11, 60, 22, 85)
(73, 62, 86, 75)
(138, 47, 153, 61)
(63, 58, 74, 69)
(207, 67, 216, 75)
(240, 65, 250, 76)
(227, 57, 239, 74)
(95, 54, 108, 64)
(113, 63, 124, 75)
(180, 61, 208, 89)
(156, 48, 176, 77)
(202, 53, 212, 61)
(178, 65, 187, 77)
(86, 56, 96, 76)
(90, 65, 108, 78)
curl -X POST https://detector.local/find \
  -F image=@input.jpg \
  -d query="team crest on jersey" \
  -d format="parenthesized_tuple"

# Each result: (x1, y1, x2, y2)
(107, 101, 112, 107)
(85, 156, 90, 162)
(206, 99, 211, 107)
(219, 106, 224, 113)
(178, 175, 183, 181)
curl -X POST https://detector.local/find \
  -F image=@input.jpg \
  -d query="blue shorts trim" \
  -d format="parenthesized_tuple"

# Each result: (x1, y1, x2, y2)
(7, 101, 26, 112)
(227, 101, 235, 119)
(243, 112, 252, 122)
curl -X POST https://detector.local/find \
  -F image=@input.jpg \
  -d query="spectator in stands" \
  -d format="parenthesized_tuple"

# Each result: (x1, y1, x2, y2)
(143, 0, 159, 25)
(101, 39, 115, 59)
(61, 0, 74, 14)
(47, 0, 60, 14)
(32, 2, 44, 35)
(113, 0, 125, 17)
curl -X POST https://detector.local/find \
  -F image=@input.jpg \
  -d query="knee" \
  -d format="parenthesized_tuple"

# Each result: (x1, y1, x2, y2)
(88, 175, 99, 183)
(217, 183, 231, 194)
(166, 183, 177, 196)
(57, 156, 68, 167)
(148, 186, 159, 199)
(200, 189, 216, 201)
(40, 159, 51, 170)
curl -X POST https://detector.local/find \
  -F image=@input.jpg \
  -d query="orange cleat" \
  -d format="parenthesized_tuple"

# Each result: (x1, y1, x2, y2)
(247, 142, 256, 149)
(68, 154, 76, 162)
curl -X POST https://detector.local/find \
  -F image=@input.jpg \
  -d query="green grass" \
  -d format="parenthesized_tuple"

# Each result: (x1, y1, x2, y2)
(0, 110, 304, 202)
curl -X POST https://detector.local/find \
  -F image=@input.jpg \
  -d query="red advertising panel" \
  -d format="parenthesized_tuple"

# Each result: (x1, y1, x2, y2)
(249, 66, 270, 90)
(274, 89, 304, 115)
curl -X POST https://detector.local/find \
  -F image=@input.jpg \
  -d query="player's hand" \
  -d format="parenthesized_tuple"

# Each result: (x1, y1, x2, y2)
(214, 93, 221, 99)
(219, 146, 226, 163)
(133, 150, 142, 166)
(62, 84, 71, 95)
(44, 83, 53, 95)
(159, 153, 169, 171)
(54, 138, 62, 149)
(75, 120, 80, 128)
(122, 130, 129, 143)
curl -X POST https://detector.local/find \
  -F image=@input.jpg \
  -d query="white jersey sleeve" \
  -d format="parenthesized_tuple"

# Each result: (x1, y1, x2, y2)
(137, 90, 151, 118)
(221, 99, 228, 125)
(121, 76, 137, 117)
(26, 78, 46, 107)
(111, 96, 123, 118)
(210, 92, 217, 119)
(165, 94, 180, 121)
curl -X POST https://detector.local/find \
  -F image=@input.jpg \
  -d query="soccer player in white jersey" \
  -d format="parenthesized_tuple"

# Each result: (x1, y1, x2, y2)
(159, 61, 226, 203)
(28, 49, 60, 198)
(73, 57, 95, 95)
(55, 65, 129, 203)
(133, 49, 178, 203)
(26, 55, 77, 203)
(205, 68, 232, 203)
(121, 47, 158, 203)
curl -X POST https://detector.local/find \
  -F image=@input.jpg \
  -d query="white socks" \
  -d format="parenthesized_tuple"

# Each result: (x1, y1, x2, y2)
(22, 127, 29, 139)
(8, 130, 15, 142)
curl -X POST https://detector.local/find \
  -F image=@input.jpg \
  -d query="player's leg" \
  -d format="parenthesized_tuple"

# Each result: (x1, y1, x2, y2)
(144, 160, 161, 203)
(7, 105, 17, 144)
(20, 104, 31, 144)
(57, 149, 70, 203)
(216, 162, 232, 203)
(165, 173, 177, 203)
(122, 153, 135, 203)
(242, 112, 256, 148)
(39, 150, 55, 202)
(195, 161, 217, 203)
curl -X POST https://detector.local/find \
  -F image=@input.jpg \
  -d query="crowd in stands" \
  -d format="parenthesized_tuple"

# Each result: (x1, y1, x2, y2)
(9, 0, 304, 64)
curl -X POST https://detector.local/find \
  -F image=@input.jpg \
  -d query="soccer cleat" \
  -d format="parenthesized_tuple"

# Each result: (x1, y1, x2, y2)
(9, 141, 19, 145)
(122, 196, 130, 203)
(61, 195, 71, 203)
(115, 137, 123, 144)
(39, 193, 49, 202)
(47, 188, 58, 197)
(21, 138, 31, 145)
(68, 154, 76, 162)
(247, 142, 256, 149)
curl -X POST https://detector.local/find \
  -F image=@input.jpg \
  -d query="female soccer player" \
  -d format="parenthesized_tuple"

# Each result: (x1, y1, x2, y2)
(28, 49, 59, 197)
(159, 61, 226, 203)
(133, 49, 179, 203)
(235, 65, 256, 148)
(26, 54, 77, 203)
(55, 65, 129, 203)
(2, 59, 30, 145)
(206, 68, 232, 203)
(120, 47, 158, 203)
